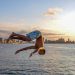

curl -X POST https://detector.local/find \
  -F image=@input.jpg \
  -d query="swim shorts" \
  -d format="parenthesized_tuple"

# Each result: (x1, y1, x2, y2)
(26, 30, 41, 40)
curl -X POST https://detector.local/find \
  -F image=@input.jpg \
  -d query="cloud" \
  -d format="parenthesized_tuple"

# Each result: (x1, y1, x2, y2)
(0, 30, 10, 38)
(0, 30, 10, 33)
(43, 33, 64, 35)
(40, 29, 64, 35)
(0, 21, 30, 32)
(44, 8, 63, 16)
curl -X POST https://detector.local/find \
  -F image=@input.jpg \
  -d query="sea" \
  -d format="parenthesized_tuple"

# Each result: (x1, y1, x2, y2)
(0, 43, 75, 75)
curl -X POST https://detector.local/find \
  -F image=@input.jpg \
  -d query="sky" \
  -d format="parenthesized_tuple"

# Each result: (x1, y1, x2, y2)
(0, 0, 75, 40)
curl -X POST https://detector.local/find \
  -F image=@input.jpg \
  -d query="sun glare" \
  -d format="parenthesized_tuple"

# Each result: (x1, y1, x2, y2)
(59, 12, 75, 36)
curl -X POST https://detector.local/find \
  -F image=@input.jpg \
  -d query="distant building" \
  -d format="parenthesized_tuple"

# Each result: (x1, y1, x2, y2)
(45, 38, 75, 44)
(56, 38, 65, 43)
(0, 38, 2, 43)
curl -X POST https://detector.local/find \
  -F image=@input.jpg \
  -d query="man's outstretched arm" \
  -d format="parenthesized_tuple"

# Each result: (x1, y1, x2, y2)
(15, 46, 35, 54)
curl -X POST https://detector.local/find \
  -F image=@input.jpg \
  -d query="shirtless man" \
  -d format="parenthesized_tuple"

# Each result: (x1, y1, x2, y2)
(7, 30, 45, 57)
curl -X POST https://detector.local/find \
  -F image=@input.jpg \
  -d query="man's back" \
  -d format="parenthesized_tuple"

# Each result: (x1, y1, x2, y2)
(35, 36, 44, 49)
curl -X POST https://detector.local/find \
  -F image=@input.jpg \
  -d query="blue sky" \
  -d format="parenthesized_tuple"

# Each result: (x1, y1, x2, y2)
(0, 0, 75, 40)
(0, 0, 74, 22)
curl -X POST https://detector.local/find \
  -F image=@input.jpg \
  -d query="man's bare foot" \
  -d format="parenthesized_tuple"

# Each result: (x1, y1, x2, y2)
(15, 50, 20, 54)
(7, 32, 15, 42)
(9, 32, 15, 38)
(9, 32, 16, 39)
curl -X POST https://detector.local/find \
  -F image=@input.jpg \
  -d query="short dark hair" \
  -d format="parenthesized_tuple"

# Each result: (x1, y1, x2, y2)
(38, 48, 45, 55)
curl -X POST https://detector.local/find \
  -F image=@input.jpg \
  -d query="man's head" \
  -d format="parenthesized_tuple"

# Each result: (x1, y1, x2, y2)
(38, 47, 45, 55)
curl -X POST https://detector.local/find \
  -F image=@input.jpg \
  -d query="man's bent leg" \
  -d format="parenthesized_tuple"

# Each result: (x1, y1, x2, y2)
(7, 32, 31, 41)
(10, 36, 31, 41)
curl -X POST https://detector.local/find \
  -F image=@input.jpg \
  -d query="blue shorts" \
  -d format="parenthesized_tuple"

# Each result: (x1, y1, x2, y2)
(26, 30, 41, 40)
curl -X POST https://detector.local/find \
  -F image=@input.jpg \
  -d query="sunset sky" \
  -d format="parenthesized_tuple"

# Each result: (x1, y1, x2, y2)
(0, 0, 75, 41)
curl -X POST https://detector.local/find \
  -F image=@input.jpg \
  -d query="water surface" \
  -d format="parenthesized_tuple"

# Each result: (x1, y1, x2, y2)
(0, 44, 75, 75)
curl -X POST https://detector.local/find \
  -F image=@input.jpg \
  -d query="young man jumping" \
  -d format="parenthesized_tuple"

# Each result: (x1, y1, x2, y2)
(7, 30, 45, 57)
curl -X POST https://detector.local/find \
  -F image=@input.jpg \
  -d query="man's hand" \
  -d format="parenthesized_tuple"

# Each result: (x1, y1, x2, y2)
(29, 49, 37, 57)
(29, 53, 33, 57)
(15, 50, 20, 55)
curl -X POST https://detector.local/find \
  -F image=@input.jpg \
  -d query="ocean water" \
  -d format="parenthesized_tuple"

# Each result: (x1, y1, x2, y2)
(0, 44, 75, 75)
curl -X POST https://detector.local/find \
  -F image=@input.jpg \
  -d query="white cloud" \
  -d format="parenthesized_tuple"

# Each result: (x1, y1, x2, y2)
(44, 8, 63, 16)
